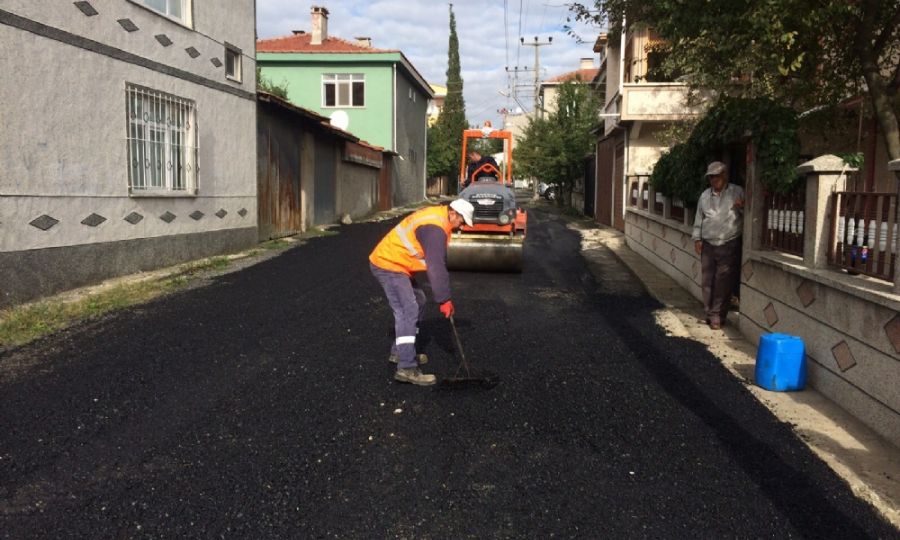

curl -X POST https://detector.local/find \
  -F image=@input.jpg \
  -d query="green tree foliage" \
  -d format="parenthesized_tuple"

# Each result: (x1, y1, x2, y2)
(570, 1, 900, 160)
(427, 5, 468, 183)
(651, 98, 800, 205)
(515, 80, 599, 202)
(256, 66, 289, 99)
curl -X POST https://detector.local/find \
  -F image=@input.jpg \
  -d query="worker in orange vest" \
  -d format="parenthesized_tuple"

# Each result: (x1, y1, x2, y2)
(369, 199, 475, 386)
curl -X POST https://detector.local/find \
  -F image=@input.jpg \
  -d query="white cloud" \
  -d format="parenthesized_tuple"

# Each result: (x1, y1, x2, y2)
(256, 0, 602, 126)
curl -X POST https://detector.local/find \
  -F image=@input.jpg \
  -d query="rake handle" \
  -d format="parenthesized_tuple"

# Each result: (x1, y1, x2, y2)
(448, 315, 471, 377)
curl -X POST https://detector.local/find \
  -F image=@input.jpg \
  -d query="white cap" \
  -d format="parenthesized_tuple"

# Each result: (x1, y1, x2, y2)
(705, 161, 727, 176)
(449, 199, 474, 226)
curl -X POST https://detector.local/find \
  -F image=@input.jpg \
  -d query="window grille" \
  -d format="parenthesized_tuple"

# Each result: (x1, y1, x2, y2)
(322, 74, 365, 107)
(126, 84, 198, 193)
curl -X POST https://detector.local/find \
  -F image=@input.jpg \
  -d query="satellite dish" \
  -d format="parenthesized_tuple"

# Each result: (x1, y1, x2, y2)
(330, 110, 349, 131)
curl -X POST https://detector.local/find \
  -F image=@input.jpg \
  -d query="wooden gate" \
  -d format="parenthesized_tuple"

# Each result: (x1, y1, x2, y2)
(613, 141, 625, 231)
(583, 155, 596, 218)
(257, 111, 302, 241)
(378, 157, 393, 211)
(314, 140, 336, 225)
(594, 138, 615, 226)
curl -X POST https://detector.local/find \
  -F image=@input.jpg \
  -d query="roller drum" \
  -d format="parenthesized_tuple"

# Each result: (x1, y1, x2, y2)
(446, 235, 524, 272)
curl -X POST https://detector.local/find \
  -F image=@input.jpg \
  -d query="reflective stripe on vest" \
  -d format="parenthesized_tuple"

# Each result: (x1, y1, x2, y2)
(395, 213, 446, 260)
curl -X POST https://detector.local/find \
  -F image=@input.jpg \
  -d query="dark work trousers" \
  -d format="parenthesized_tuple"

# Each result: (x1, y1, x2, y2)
(701, 237, 741, 323)
(370, 263, 426, 369)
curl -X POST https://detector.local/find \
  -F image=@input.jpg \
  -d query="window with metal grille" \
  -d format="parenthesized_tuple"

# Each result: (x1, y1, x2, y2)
(126, 84, 198, 193)
(322, 74, 365, 107)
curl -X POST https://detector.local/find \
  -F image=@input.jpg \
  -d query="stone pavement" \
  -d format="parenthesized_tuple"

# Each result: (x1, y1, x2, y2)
(573, 220, 900, 529)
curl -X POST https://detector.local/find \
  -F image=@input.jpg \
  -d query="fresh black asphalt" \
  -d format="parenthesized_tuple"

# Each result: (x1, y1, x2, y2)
(1, 205, 897, 538)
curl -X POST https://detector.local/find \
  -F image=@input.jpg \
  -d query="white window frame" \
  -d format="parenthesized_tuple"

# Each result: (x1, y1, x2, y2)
(225, 44, 242, 83)
(126, 84, 198, 195)
(139, 0, 193, 27)
(322, 73, 365, 108)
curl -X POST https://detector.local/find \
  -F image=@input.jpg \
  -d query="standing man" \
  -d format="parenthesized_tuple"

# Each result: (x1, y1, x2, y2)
(369, 199, 475, 386)
(692, 161, 744, 330)
(464, 149, 500, 187)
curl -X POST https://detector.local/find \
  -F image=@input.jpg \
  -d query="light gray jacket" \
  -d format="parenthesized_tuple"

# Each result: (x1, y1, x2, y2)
(692, 183, 744, 246)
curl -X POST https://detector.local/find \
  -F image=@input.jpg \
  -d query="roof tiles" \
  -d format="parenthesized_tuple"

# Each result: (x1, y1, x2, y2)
(257, 33, 397, 54)
(545, 68, 600, 84)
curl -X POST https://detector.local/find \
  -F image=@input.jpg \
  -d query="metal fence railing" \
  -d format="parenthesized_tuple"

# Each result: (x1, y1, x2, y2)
(653, 192, 664, 215)
(829, 191, 898, 281)
(670, 198, 685, 223)
(763, 190, 805, 256)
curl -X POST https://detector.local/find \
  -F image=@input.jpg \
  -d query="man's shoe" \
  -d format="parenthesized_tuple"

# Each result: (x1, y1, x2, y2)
(388, 353, 428, 365)
(394, 367, 436, 386)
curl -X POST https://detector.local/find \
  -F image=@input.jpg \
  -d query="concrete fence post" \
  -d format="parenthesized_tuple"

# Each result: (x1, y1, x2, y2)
(796, 155, 854, 269)
(890, 159, 900, 293)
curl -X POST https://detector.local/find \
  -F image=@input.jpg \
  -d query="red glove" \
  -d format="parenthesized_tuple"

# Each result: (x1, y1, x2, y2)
(439, 300, 455, 319)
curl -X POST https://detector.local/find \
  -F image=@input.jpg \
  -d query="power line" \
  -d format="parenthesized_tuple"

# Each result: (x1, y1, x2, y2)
(504, 0, 510, 73)
(516, 0, 523, 68)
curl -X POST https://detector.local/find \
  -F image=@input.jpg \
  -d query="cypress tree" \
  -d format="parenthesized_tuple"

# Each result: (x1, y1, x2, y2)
(427, 4, 468, 187)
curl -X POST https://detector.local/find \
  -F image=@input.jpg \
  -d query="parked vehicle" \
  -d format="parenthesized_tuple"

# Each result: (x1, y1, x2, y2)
(513, 177, 533, 190)
(538, 182, 558, 201)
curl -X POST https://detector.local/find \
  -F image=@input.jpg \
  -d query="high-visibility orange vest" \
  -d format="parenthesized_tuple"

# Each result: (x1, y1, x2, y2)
(369, 205, 453, 275)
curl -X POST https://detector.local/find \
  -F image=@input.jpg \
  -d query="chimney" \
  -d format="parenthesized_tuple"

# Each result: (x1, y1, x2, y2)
(580, 57, 595, 70)
(311, 6, 329, 45)
(355, 36, 372, 48)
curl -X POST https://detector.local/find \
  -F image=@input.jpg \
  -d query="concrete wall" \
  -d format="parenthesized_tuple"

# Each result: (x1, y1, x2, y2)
(739, 254, 900, 447)
(392, 67, 428, 206)
(625, 204, 702, 302)
(0, 1, 257, 307)
(623, 164, 900, 448)
(627, 124, 668, 176)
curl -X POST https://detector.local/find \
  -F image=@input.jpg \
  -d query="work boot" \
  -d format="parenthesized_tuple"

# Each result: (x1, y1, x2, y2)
(388, 353, 428, 365)
(394, 367, 436, 386)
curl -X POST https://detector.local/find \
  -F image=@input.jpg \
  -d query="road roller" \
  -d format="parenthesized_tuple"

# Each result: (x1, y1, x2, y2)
(446, 122, 527, 272)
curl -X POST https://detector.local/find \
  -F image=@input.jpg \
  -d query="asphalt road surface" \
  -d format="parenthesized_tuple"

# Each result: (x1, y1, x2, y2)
(1, 205, 896, 538)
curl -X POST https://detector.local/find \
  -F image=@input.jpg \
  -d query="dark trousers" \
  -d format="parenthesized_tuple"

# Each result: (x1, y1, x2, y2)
(370, 263, 426, 369)
(701, 238, 741, 323)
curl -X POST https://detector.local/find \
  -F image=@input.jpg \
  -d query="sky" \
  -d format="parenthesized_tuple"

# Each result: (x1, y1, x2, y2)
(255, 0, 604, 127)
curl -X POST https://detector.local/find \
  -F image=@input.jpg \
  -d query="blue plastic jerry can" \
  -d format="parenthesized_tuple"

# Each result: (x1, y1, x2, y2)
(755, 333, 806, 391)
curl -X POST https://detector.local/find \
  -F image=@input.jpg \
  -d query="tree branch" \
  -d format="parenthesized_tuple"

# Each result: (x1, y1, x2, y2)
(871, 2, 900, 56)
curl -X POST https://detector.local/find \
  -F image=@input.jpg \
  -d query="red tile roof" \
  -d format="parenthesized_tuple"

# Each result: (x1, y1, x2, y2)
(257, 33, 398, 54)
(545, 68, 600, 84)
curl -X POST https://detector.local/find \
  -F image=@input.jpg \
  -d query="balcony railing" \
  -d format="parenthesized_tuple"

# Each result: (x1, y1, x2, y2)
(829, 191, 898, 281)
(620, 83, 709, 121)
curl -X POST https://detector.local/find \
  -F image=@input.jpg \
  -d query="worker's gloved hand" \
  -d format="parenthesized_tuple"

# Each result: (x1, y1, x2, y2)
(439, 300, 455, 319)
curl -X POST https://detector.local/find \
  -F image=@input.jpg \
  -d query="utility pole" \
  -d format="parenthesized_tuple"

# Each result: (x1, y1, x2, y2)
(520, 36, 552, 120)
(520, 36, 552, 198)
(504, 65, 534, 111)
